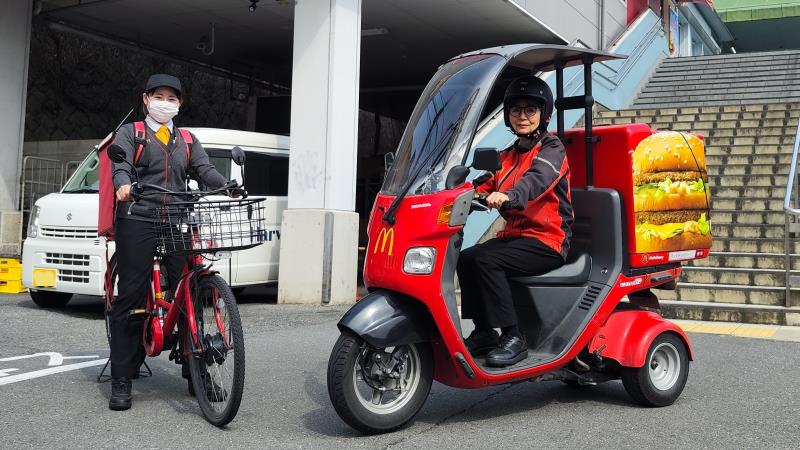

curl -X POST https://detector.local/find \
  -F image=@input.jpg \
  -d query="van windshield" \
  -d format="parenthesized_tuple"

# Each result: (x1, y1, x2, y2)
(62, 151, 99, 193)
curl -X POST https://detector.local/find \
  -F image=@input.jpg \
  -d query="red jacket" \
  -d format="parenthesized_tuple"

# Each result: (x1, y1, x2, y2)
(474, 135, 573, 258)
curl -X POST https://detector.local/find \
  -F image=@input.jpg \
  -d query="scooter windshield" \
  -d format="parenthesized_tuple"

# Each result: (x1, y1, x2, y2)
(381, 53, 506, 196)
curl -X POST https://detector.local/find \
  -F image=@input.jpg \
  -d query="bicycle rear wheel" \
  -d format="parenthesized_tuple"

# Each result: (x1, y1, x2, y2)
(187, 274, 245, 427)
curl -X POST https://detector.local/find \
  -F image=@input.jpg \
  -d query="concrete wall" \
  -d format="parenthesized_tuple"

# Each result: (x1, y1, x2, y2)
(513, 0, 629, 48)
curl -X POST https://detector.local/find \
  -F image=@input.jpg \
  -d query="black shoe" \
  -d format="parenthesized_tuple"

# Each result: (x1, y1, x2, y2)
(464, 329, 500, 357)
(109, 377, 132, 411)
(485, 334, 528, 367)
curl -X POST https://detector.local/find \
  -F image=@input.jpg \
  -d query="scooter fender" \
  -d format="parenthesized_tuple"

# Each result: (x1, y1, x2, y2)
(588, 310, 694, 368)
(337, 290, 434, 348)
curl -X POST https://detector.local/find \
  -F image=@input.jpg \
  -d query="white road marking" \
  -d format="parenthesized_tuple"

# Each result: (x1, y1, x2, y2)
(0, 352, 100, 366)
(0, 358, 108, 386)
(0, 368, 20, 377)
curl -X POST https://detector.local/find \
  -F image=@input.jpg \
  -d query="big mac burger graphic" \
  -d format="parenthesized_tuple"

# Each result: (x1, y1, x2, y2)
(632, 131, 712, 253)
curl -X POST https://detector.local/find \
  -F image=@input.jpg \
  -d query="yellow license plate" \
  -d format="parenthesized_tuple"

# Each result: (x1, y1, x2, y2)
(33, 268, 57, 287)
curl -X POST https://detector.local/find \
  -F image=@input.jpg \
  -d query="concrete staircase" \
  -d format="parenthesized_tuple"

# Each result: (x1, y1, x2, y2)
(632, 50, 800, 108)
(594, 51, 800, 325)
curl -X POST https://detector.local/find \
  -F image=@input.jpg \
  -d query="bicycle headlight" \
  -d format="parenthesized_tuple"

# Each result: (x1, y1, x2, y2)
(27, 205, 41, 238)
(403, 247, 436, 274)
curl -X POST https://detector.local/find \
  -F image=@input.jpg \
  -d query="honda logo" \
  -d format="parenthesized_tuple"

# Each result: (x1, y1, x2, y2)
(373, 227, 394, 256)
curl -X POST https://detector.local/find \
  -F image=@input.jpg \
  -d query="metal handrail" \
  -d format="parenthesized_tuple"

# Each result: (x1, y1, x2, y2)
(782, 114, 800, 307)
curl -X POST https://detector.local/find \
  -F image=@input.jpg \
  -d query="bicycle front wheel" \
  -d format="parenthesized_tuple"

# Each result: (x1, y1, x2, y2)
(187, 274, 245, 427)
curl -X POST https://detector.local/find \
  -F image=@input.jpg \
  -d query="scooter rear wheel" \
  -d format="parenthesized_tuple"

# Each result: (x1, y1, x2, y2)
(327, 331, 433, 434)
(621, 332, 689, 407)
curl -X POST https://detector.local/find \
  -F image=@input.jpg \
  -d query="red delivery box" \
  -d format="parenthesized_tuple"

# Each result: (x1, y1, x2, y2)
(564, 123, 711, 268)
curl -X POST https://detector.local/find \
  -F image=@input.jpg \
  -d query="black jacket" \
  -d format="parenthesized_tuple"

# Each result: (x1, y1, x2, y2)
(111, 123, 228, 221)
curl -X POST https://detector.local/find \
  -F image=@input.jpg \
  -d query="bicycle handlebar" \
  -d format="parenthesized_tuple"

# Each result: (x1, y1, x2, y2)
(130, 180, 247, 201)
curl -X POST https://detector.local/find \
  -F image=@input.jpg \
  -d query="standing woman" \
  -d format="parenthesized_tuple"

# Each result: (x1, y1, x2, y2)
(108, 74, 230, 410)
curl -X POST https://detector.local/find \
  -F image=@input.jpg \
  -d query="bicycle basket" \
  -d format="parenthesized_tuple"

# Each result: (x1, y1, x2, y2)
(153, 198, 267, 255)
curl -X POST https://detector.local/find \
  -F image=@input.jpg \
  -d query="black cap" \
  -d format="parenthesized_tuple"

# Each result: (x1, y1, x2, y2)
(145, 74, 182, 96)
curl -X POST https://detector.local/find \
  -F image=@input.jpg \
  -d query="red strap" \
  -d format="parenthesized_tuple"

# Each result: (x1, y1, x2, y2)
(133, 121, 146, 165)
(178, 128, 193, 160)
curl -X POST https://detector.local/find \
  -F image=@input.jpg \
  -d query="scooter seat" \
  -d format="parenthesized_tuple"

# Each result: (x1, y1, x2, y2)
(510, 253, 592, 286)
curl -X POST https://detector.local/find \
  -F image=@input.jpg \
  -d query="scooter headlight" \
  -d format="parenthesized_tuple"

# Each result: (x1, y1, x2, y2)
(403, 247, 436, 274)
(27, 205, 41, 238)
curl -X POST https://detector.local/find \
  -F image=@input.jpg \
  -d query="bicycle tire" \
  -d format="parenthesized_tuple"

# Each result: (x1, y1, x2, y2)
(187, 274, 245, 427)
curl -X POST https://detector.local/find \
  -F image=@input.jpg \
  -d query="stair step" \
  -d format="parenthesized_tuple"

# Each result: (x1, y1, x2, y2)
(711, 223, 784, 239)
(704, 145, 792, 156)
(645, 77, 800, 90)
(708, 164, 787, 176)
(596, 117, 799, 129)
(595, 108, 800, 120)
(659, 283, 798, 307)
(711, 237, 794, 253)
(706, 154, 792, 166)
(681, 266, 794, 288)
(708, 174, 786, 187)
(710, 209, 786, 225)
(632, 98, 800, 109)
(712, 198, 785, 210)
(659, 300, 800, 326)
(690, 252, 800, 270)
(711, 186, 786, 198)
(660, 50, 800, 64)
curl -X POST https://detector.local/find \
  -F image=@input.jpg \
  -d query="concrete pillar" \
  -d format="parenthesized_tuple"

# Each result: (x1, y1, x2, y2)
(0, 0, 32, 256)
(278, 0, 361, 304)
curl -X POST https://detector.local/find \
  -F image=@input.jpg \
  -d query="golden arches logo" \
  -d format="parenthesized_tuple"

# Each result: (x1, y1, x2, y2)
(373, 227, 395, 256)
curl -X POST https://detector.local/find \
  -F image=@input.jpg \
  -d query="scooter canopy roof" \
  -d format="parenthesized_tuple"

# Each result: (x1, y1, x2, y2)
(449, 44, 625, 73)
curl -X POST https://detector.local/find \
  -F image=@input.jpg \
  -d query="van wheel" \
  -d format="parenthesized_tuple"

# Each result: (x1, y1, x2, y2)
(327, 331, 433, 434)
(29, 290, 72, 308)
(621, 333, 689, 407)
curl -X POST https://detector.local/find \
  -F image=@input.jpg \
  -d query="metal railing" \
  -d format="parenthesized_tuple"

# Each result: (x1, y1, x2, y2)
(782, 114, 800, 307)
(20, 156, 65, 216)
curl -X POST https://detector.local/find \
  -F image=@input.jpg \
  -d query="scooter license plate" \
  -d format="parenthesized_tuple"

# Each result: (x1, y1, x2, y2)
(33, 268, 57, 287)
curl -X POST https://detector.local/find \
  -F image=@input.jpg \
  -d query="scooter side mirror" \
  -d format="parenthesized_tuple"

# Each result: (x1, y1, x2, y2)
(384, 151, 395, 172)
(472, 148, 501, 171)
(445, 165, 470, 190)
(231, 146, 246, 166)
(107, 144, 127, 164)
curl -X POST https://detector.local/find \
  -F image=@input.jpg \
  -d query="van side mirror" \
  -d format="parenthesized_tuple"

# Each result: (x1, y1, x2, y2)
(231, 146, 246, 166)
(384, 151, 395, 171)
(107, 144, 127, 164)
(472, 148, 501, 171)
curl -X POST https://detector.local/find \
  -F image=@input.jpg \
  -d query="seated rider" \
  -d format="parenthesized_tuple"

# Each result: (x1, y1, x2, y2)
(457, 75, 573, 368)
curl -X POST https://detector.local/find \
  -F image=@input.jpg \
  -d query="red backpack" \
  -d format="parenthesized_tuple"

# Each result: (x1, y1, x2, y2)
(97, 121, 193, 239)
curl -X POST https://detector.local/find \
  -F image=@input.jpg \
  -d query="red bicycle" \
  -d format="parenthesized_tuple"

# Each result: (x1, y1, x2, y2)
(101, 144, 264, 426)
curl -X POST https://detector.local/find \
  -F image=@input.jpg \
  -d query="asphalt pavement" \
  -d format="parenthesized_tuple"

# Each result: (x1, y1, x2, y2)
(1, 288, 799, 449)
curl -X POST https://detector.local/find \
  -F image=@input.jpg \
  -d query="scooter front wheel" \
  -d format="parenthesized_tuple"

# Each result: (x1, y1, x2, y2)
(621, 332, 689, 407)
(327, 331, 433, 434)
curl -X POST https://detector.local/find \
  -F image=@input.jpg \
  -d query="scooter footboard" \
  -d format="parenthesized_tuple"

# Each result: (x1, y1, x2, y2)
(588, 310, 694, 367)
(337, 290, 434, 348)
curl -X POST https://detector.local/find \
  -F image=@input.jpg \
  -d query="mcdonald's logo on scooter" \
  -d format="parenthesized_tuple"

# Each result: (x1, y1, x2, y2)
(373, 227, 394, 256)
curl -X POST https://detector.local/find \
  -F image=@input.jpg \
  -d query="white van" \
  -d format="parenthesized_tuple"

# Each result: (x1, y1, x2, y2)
(22, 128, 289, 307)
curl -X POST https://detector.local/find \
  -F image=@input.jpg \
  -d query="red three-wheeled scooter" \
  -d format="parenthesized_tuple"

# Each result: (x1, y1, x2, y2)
(327, 44, 707, 434)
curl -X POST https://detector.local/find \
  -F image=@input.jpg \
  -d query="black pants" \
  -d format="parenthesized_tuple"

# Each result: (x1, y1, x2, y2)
(110, 218, 185, 379)
(457, 237, 564, 329)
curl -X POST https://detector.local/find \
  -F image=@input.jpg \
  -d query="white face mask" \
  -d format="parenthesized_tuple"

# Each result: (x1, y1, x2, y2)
(147, 99, 180, 123)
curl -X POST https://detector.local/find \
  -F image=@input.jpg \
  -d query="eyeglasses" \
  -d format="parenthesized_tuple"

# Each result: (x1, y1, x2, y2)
(509, 106, 540, 118)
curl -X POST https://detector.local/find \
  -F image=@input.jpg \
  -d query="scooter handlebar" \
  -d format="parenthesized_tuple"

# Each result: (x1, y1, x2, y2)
(474, 193, 511, 212)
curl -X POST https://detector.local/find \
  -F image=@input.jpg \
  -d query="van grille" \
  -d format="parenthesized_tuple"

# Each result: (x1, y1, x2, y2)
(40, 227, 98, 239)
(45, 253, 90, 267)
(58, 269, 90, 284)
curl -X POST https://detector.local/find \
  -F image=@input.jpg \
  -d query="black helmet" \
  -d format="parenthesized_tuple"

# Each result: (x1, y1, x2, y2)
(503, 76, 554, 135)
